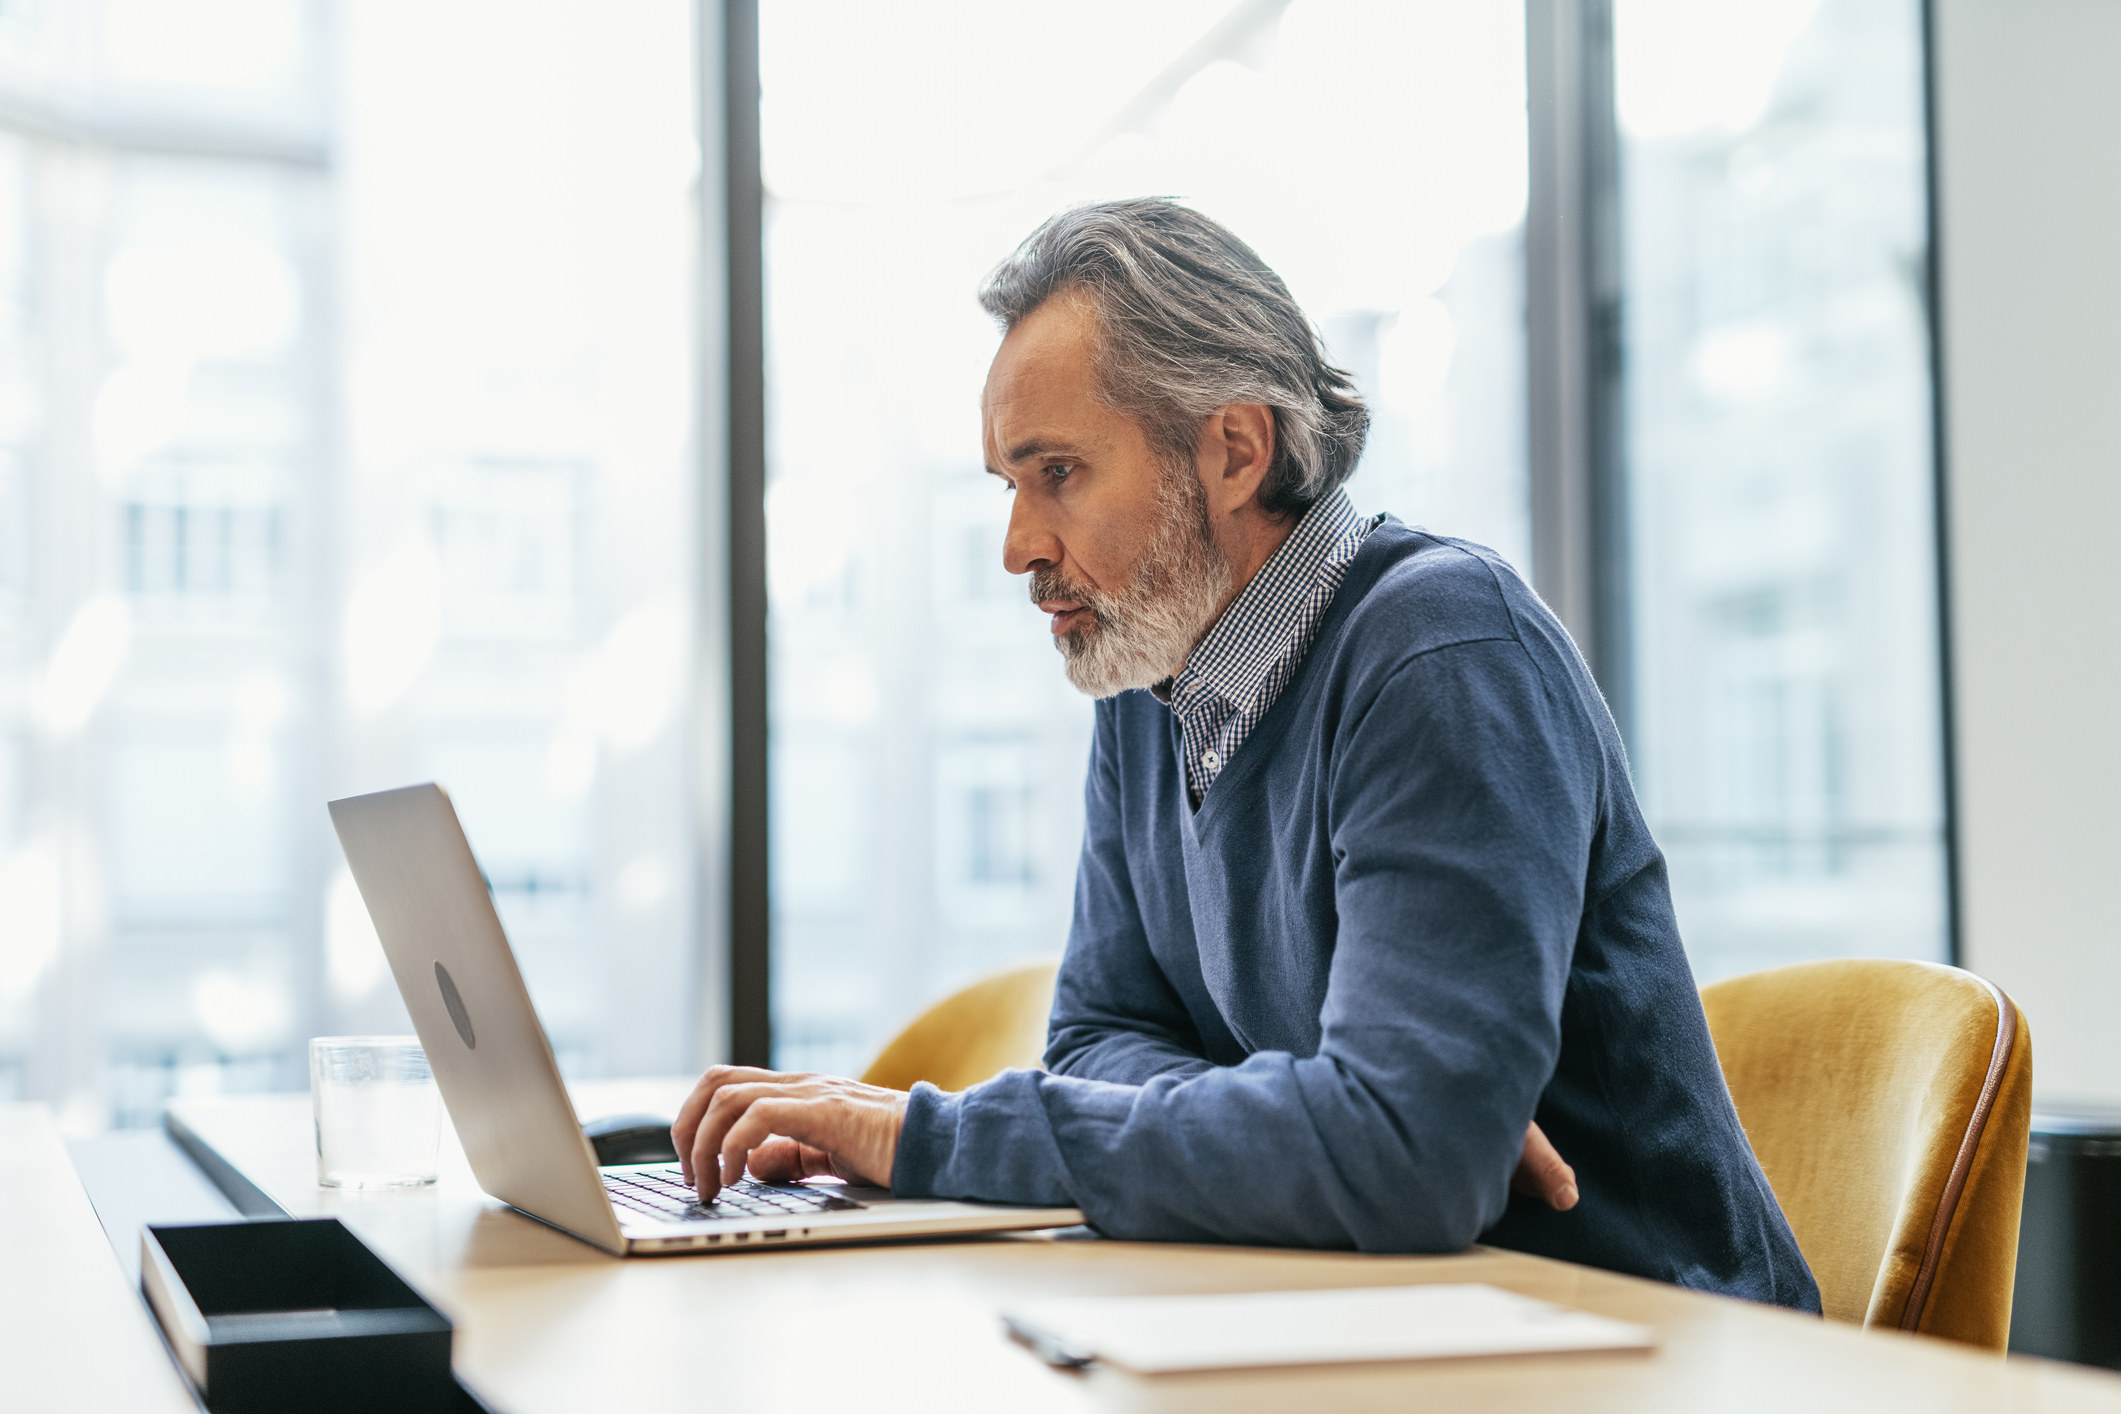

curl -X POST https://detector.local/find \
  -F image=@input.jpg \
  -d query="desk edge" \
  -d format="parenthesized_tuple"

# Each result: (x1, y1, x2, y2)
(164, 1108, 291, 1220)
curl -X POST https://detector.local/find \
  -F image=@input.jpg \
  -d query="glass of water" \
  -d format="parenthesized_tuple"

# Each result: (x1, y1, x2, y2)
(310, 1036, 441, 1188)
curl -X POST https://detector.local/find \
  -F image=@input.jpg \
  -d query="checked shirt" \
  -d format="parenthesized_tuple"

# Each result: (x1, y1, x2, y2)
(1152, 488, 1383, 808)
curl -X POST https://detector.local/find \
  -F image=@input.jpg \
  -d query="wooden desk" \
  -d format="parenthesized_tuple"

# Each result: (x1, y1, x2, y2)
(0, 1103, 199, 1412)
(145, 1081, 2121, 1414)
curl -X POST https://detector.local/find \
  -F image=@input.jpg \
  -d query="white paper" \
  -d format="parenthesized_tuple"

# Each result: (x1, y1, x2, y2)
(1001, 1282, 1656, 1374)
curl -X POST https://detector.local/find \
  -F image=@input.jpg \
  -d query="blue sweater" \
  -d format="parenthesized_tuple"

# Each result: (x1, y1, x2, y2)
(893, 523, 1820, 1310)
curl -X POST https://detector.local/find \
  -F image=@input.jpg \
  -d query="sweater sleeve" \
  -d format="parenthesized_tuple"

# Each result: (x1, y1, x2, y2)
(892, 638, 1596, 1251)
(1040, 699, 1216, 1087)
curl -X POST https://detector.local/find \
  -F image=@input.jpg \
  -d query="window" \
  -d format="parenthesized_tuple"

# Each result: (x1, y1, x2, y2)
(761, 0, 1531, 1073)
(327, 0, 703, 1085)
(0, 3, 1959, 1125)
(0, 0, 700, 1127)
(0, 3, 330, 1123)
(1610, 0, 1948, 979)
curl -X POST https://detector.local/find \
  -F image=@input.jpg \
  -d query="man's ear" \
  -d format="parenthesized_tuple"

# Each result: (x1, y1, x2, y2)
(1203, 402, 1277, 514)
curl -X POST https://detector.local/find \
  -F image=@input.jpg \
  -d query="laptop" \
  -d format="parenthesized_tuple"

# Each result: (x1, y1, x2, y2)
(328, 782, 1084, 1256)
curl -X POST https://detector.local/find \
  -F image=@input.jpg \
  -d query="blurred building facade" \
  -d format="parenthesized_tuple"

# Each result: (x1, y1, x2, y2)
(1615, 0, 1948, 980)
(0, 0, 700, 1128)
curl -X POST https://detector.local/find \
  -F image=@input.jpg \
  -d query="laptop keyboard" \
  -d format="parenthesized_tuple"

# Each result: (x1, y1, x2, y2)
(602, 1166, 866, 1225)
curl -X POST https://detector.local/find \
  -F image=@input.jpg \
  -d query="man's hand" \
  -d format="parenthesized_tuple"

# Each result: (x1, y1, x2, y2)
(1513, 1120, 1579, 1211)
(670, 1066, 909, 1203)
(671, 1068, 1573, 1214)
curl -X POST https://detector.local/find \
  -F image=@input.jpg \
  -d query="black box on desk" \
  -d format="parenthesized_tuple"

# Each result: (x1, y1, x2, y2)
(141, 1218, 459, 1414)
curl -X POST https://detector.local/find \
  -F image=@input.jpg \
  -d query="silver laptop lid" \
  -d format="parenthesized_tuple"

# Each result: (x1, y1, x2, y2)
(329, 783, 625, 1253)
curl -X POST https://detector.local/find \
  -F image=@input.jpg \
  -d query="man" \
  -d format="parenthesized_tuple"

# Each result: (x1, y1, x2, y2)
(674, 199, 1819, 1308)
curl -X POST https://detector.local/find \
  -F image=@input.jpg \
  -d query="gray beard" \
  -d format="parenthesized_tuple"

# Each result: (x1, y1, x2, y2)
(1031, 463, 1232, 699)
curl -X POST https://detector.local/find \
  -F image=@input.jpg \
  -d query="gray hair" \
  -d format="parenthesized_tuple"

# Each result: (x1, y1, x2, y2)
(978, 198, 1369, 520)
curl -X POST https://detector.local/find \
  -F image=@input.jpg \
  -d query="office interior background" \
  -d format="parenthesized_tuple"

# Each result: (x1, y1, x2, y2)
(0, 0, 2110, 1133)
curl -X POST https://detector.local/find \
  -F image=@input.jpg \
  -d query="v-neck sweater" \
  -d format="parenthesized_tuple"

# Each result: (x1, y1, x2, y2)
(892, 521, 1820, 1311)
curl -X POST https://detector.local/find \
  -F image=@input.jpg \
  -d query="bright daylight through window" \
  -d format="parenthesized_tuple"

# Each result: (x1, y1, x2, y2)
(1612, 0, 1948, 980)
(761, 0, 1529, 1073)
(0, 0, 1955, 1130)
(0, 0, 700, 1127)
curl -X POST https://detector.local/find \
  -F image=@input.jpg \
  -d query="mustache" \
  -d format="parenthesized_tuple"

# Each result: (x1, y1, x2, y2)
(1029, 566, 1098, 614)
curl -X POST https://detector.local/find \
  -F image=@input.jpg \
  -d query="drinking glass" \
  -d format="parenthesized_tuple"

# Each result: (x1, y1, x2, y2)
(310, 1036, 441, 1188)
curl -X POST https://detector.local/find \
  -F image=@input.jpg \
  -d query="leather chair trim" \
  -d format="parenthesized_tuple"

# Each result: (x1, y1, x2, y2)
(1898, 977, 2019, 1332)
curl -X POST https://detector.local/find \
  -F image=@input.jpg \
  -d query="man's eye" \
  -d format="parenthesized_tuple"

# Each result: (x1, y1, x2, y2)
(1046, 463, 1073, 482)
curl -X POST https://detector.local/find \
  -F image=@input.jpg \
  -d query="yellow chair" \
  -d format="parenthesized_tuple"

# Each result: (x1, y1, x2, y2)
(1700, 959, 2032, 1350)
(860, 958, 1062, 1093)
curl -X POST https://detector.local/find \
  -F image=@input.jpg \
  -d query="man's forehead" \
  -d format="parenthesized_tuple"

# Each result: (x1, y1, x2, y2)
(990, 297, 1097, 387)
(982, 298, 1097, 444)
(981, 385, 1084, 472)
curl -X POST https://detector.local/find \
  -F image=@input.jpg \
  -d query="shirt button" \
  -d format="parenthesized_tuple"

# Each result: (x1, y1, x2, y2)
(1202, 750, 1221, 773)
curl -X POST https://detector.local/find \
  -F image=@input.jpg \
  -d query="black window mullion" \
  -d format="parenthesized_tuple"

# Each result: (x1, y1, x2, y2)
(723, 0, 771, 1065)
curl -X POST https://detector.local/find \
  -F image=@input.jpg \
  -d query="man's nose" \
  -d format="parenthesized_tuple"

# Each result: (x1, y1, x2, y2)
(1002, 491, 1060, 578)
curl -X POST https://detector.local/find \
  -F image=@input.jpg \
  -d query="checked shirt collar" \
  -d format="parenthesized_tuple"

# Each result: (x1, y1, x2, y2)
(1152, 487, 1380, 808)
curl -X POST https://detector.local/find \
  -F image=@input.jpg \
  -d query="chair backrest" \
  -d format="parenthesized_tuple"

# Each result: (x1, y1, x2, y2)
(1699, 959, 2032, 1349)
(859, 958, 1061, 1094)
